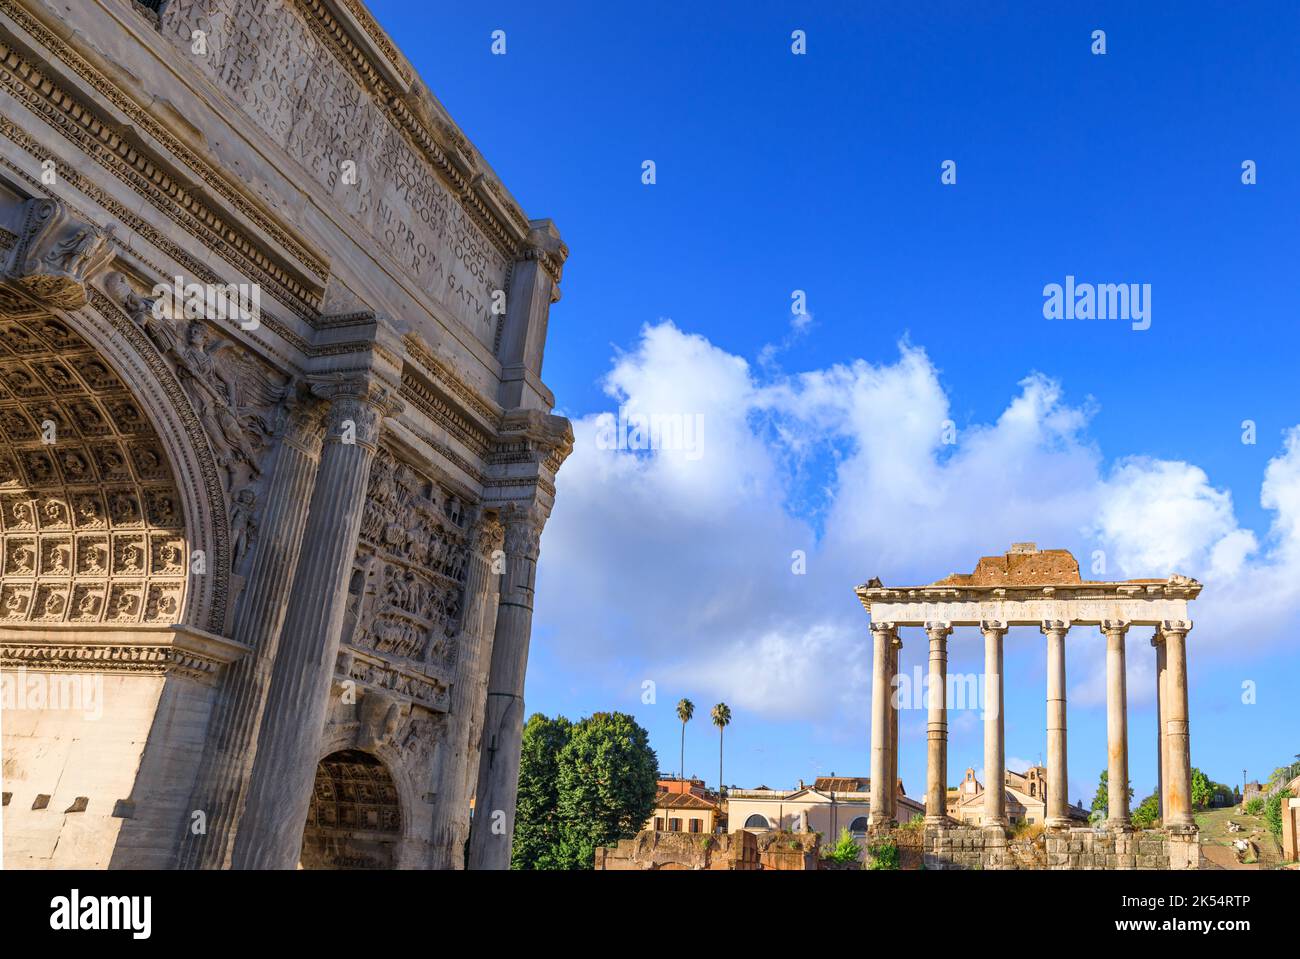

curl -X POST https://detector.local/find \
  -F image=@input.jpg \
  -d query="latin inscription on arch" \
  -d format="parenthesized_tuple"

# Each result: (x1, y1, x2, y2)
(160, 0, 511, 347)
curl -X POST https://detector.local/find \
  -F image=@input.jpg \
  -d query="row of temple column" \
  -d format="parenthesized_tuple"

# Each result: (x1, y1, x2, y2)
(868, 619, 1196, 831)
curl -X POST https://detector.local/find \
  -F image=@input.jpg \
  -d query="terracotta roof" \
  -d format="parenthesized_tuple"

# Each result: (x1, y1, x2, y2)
(655, 791, 717, 811)
(814, 776, 870, 792)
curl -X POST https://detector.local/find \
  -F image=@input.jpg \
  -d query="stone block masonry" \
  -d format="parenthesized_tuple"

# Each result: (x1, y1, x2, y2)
(919, 824, 1200, 870)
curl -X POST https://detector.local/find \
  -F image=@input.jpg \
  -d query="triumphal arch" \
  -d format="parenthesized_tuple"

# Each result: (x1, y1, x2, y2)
(857, 544, 1202, 869)
(0, 0, 570, 869)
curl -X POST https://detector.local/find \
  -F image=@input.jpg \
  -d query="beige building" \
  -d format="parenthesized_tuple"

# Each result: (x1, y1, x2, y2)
(728, 776, 924, 838)
(946, 766, 1087, 826)
(648, 791, 720, 835)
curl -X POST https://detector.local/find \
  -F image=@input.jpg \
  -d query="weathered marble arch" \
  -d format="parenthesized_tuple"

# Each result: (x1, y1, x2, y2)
(0, 0, 570, 870)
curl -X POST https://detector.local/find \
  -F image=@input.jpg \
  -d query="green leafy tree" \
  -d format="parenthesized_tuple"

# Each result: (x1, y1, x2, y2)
(711, 702, 731, 800)
(1090, 770, 1134, 822)
(676, 698, 694, 780)
(1263, 782, 1295, 841)
(553, 711, 659, 868)
(1131, 792, 1160, 828)
(1191, 767, 1213, 809)
(823, 828, 861, 864)
(510, 713, 573, 870)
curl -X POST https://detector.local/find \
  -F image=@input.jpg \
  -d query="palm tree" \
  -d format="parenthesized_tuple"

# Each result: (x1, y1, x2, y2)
(676, 698, 694, 781)
(711, 702, 731, 804)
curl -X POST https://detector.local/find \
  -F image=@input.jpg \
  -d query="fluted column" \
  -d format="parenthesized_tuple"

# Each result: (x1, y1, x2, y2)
(1102, 620, 1131, 827)
(178, 397, 326, 868)
(427, 514, 504, 868)
(1153, 630, 1168, 821)
(1161, 620, 1195, 829)
(867, 620, 896, 827)
(231, 380, 402, 869)
(924, 622, 953, 824)
(1042, 619, 1070, 828)
(981, 621, 1008, 829)
(467, 505, 544, 869)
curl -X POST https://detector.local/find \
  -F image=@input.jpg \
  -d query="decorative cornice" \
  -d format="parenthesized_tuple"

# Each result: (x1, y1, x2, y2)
(857, 574, 1203, 608)
(398, 369, 493, 458)
(326, 0, 414, 89)
(0, 2, 327, 297)
(0, 624, 249, 686)
(401, 334, 502, 427)
(0, 134, 310, 374)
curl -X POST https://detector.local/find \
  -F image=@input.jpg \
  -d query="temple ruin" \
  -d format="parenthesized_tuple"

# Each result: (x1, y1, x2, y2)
(857, 544, 1202, 869)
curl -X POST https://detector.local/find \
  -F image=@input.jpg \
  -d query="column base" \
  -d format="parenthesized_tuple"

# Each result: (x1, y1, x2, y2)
(925, 815, 954, 827)
(1165, 820, 1198, 835)
(1044, 817, 1072, 831)
(1104, 818, 1135, 832)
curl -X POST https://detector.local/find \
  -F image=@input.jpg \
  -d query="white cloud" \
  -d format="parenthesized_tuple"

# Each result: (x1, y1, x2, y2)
(537, 321, 1300, 721)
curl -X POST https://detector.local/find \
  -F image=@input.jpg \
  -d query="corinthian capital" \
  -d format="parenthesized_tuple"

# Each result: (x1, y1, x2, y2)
(500, 502, 544, 560)
(471, 512, 506, 555)
(5, 198, 115, 309)
(311, 374, 404, 449)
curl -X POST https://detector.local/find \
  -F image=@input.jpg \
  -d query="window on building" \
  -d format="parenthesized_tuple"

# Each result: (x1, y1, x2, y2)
(848, 816, 870, 833)
(743, 814, 770, 830)
(669, 818, 682, 832)
(689, 818, 701, 833)
(654, 817, 664, 831)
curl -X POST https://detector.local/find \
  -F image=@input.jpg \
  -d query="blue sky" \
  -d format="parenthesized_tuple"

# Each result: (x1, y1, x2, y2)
(370, 1, 1300, 804)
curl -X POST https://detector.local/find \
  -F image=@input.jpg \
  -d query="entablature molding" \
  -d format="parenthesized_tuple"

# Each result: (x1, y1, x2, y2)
(861, 595, 1195, 629)
(0, 622, 250, 686)
(0, 1, 329, 316)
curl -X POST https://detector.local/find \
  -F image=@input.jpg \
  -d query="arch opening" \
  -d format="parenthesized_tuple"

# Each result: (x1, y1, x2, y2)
(299, 749, 402, 870)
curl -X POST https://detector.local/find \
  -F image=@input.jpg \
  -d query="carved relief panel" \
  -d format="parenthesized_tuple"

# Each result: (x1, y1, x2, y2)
(340, 447, 471, 679)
